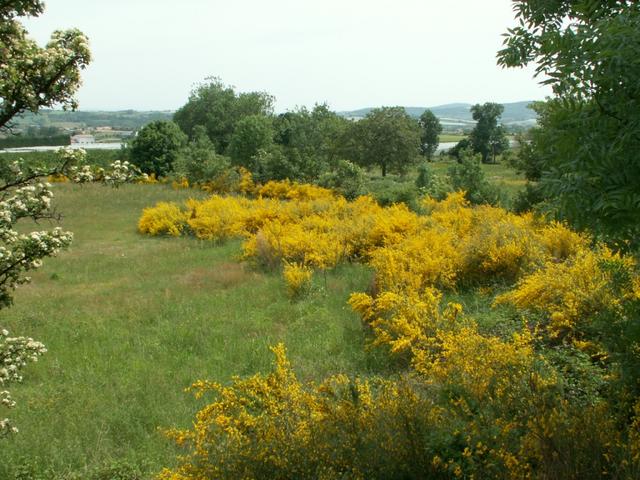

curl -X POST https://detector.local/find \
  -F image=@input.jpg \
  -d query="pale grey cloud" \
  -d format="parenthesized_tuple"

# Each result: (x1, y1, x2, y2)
(23, 0, 551, 111)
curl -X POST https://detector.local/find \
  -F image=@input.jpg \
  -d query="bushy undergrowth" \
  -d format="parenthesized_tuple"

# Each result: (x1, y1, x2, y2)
(140, 182, 640, 479)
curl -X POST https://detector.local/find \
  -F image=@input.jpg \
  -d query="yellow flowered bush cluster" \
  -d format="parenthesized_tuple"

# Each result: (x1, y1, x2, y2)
(282, 262, 313, 299)
(257, 179, 334, 201)
(138, 202, 187, 237)
(157, 344, 528, 480)
(159, 341, 638, 480)
(142, 183, 640, 479)
(495, 246, 639, 348)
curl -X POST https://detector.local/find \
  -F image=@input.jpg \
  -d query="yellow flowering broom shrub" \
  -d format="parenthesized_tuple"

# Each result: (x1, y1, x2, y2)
(257, 179, 334, 201)
(159, 340, 638, 479)
(142, 183, 640, 479)
(283, 262, 313, 299)
(237, 166, 255, 195)
(494, 247, 639, 345)
(349, 288, 462, 357)
(138, 202, 187, 236)
(156, 344, 513, 480)
(184, 196, 250, 242)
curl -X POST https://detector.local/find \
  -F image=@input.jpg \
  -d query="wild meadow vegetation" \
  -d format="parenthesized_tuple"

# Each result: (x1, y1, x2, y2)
(0, 183, 380, 478)
(3, 0, 640, 479)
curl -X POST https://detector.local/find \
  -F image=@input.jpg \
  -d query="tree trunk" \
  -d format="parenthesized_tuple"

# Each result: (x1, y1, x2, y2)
(382, 163, 387, 177)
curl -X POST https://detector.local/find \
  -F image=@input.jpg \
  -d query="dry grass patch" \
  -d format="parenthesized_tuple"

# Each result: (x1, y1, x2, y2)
(177, 262, 256, 290)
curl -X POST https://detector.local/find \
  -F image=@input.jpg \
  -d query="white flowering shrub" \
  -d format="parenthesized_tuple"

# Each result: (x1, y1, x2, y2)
(0, 1, 91, 129)
(101, 160, 143, 187)
(0, 329, 46, 438)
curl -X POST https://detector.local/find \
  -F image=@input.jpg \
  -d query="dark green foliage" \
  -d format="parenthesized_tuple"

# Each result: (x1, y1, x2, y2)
(498, 0, 640, 249)
(0, 134, 69, 149)
(368, 177, 420, 210)
(318, 159, 366, 199)
(346, 107, 421, 177)
(469, 103, 509, 164)
(507, 129, 544, 182)
(271, 104, 349, 182)
(418, 109, 442, 160)
(173, 77, 273, 153)
(415, 162, 451, 200)
(512, 182, 547, 214)
(448, 149, 502, 205)
(447, 138, 471, 160)
(589, 257, 640, 399)
(544, 347, 608, 406)
(528, 98, 640, 249)
(228, 115, 274, 169)
(251, 145, 298, 182)
(415, 162, 432, 190)
(173, 125, 230, 184)
(129, 120, 187, 177)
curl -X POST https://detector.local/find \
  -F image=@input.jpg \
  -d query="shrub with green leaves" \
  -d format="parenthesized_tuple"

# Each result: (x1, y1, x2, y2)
(318, 159, 366, 199)
(448, 149, 502, 206)
(173, 125, 230, 184)
(415, 162, 451, 200)
(129, 120, 187, 177)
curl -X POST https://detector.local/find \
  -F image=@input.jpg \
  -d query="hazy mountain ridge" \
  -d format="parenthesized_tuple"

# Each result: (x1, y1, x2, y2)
(338, 101, 538, 124)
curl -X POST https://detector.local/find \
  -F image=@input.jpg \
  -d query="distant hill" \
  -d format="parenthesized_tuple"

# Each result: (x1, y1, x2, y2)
(338, 101, 538, 126)
(11, 109, 174, 132)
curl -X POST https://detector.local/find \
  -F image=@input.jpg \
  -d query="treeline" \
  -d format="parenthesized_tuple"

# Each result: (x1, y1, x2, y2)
(126, 77, 510, 204)
(0, 135, 69, 149)
(0, 126, 70, 149)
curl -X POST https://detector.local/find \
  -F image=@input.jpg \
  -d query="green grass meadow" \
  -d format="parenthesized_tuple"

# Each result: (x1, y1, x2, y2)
(0, 183, 379, 478)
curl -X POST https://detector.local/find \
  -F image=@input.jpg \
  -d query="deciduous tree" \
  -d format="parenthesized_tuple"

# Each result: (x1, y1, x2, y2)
(418, 109, 442, 160)
(349, 107, 421, 177)
(498, 1, 640, 247)
(173, 77, 274, 153)
(469, 103, 508, 163)
(129, 120, 187, 177)
(228, 114, 274, 170)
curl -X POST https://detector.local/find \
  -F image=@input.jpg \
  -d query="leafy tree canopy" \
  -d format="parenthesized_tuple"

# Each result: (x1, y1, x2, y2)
(272, 104, 349, 181)
(129, 120, 187, 177)
(418, 109, 442, 160)
(498, 0, 640, 247)
(173, 125, 230, 185)
(469, 103, 508, 163)
(228, 114, 274, 171)
(348, 106, 421, 177)
(173, 77, 274, 153)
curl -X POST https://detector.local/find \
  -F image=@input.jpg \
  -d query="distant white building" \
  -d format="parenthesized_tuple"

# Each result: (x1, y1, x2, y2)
(70, 134, 95, 144)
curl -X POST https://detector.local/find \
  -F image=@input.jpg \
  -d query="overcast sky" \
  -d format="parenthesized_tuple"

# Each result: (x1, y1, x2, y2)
(23, 0, 551, 112)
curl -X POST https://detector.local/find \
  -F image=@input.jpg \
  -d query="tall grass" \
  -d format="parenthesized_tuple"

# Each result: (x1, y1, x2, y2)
(0, 183, 375, 478)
